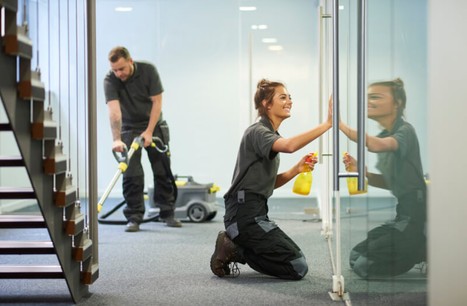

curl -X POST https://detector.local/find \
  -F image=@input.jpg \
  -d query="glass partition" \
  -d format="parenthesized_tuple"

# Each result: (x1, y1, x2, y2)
(335, 0, 428, 300)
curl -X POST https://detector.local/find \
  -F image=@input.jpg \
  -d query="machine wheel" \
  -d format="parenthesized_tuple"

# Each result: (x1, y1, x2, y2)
(187, 203, 208, 223)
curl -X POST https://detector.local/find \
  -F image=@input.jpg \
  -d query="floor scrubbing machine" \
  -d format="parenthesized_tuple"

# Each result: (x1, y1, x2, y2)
(97, 136, 219, 224)
(147, 175, 219, 223)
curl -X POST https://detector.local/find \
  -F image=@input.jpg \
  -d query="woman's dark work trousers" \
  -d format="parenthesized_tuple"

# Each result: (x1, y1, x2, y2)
(349, 191, 427, 278)
(225, 194, 308, 280)
(121, 128, 176, 224)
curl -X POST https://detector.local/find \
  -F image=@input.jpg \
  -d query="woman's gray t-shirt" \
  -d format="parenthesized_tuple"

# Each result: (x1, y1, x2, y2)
(224, 116, 281, 200)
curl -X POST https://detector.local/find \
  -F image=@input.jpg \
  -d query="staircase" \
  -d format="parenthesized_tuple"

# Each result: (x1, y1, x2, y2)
(0, 0, 98, 302)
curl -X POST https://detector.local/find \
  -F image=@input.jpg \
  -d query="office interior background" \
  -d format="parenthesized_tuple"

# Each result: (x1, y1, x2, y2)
(0, 0, 466, 305)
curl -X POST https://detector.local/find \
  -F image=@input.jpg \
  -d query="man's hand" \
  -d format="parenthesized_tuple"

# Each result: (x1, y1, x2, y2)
(141, 131, 153, 147)
(112, 140, 126, 152)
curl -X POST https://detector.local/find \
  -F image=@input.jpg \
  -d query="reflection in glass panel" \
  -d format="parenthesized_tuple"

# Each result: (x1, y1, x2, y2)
(338, 0, 428, 301)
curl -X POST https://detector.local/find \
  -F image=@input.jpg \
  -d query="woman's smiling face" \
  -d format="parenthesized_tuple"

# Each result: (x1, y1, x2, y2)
(267, 86, 293, 120)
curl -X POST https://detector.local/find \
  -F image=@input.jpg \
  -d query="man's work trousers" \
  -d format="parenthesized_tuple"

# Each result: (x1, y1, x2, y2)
(121, 127, 176, 223)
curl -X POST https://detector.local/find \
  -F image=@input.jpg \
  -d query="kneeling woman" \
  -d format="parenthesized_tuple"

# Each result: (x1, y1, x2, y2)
(210, 79, 332, 280)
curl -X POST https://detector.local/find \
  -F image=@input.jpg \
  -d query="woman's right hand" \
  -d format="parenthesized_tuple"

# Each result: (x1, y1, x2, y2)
(297, 153, 318, 173)
(343, 152, 357, 172)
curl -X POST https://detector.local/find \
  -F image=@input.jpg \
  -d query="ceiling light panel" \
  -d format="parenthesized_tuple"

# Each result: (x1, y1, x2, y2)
(115, 7, 133, 12)
(239, 6, 257, 11)
(262, 38, 278, 43)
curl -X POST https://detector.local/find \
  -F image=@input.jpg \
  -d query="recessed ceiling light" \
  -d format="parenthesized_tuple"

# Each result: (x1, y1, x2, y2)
(262, 38, 277, 43)
(268, 45, 283, 51)
(115, 7, 133, 12)
(251, 24, 268, 30)
(239, 6, 257, 11)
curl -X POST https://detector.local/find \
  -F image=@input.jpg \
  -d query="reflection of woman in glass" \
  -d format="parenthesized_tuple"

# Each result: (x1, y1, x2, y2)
(340, 78, 426, 278)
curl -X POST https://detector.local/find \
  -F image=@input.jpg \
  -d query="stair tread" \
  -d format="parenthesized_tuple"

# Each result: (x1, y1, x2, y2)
(0, 156, 24, 166)
(0, 214, 45, 228)
(0, 186, 35, 199)
(0, 123, 12, 131)
(0, 214, 44, 221)
(0, 265, 64, 278)
(0, 265, 62, 271)
(0, 186, 33, 191)
(0, 241, 54, 254)
(0, 241, 53, 248)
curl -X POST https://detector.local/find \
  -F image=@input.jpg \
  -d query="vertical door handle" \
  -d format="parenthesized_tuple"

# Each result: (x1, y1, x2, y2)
(333, 0, 367, 190)
(356, 0, 367, 190)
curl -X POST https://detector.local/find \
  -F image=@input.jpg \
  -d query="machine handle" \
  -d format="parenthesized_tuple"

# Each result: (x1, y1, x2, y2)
(112, 146, 128, 164)
(152, 136, 168, 153)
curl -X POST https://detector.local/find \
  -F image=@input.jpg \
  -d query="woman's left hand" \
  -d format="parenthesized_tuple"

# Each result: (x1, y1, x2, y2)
(343, 152, 357, 172)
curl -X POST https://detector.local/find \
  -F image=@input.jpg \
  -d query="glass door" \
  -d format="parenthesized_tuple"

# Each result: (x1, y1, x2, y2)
(323, 0, 428, 302)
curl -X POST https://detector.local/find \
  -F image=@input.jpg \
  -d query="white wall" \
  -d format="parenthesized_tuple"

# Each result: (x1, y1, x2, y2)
(93, 0, 429, 200)
(428, 0, 467, 304)
(95, 0, 322, 198)
(1, 0, 429, 202)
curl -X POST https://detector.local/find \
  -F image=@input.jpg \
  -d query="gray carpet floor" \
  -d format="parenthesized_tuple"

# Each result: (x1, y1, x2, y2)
(0, 197, 427, 305)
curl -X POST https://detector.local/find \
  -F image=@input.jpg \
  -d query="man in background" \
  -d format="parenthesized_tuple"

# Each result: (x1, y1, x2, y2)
(104, 46, 181, 232)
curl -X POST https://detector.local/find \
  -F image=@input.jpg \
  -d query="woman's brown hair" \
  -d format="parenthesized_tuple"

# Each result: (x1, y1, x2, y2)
(254, 79, 286, 117)
(370, 78, 407, 117)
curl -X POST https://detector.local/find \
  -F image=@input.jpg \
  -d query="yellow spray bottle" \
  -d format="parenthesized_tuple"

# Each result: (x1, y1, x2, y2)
(292, 153, 317, 196)
(343, 152, 368, 195)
